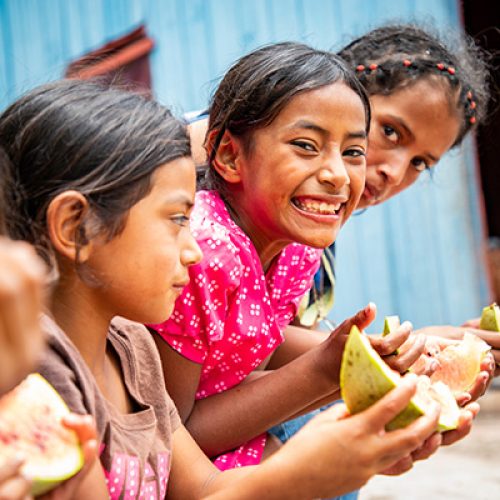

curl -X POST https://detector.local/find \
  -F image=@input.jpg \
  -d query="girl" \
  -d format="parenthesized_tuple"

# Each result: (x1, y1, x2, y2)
(149, 41, 478, 472)
(0, 79, 444, 499)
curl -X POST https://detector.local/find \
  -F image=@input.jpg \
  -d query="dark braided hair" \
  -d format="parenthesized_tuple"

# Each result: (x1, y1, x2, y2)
(338, 24, 490, 146)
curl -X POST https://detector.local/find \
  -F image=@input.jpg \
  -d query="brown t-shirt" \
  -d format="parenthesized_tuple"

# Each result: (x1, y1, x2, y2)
(37, 315, 181, 499)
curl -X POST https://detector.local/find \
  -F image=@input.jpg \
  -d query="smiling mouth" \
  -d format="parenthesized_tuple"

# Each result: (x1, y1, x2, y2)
(292, 197, 344, 216)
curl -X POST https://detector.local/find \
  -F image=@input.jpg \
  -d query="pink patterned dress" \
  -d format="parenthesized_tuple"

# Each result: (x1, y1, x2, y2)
(150, 190, 322, 469)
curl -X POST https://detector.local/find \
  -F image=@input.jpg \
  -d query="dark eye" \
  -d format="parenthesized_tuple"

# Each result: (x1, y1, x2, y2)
(291, 140, 317, 152)
(171, 215, 190, 227)
(383, 125, 399, 143)
(344, 148, 366, 158)
(411, 158, 429, 172)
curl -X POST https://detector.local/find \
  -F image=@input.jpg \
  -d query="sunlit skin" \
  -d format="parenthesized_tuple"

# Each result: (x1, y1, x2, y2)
(358, 78, 461, 209)
(218, 82, 368, 270)
(51, 158, 203, 340)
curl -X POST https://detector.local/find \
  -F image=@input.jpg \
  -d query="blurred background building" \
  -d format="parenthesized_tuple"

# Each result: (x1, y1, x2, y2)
(1, 0, 498, 331)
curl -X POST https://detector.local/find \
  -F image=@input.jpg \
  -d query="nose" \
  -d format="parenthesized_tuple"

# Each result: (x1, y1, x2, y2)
(317, 152, 350, 189)
(181, 232, 203, 267)
(377, 151, 409, 186)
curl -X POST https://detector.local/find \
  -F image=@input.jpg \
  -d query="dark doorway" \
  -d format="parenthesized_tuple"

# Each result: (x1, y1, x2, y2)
(462, 0, 500, 299)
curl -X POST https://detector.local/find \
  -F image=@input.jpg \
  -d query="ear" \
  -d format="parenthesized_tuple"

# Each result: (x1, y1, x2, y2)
(207, 129, 243, 184)
(46, 191, 92, 263)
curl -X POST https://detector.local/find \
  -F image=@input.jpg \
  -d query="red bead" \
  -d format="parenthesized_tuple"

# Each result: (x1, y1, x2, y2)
(470, 101, 477, 109)
(369, 63, 378, 71)
(447, 67, 456, 75)
(436, 63, 445, 70)
(467, 91, 473, 100)
(403, 59, 412, 67)
(469, 116, 476, 124)
(356, 64, 365, 71)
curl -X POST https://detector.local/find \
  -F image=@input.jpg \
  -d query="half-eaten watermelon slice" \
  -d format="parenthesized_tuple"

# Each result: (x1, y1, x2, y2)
(0, 373, 84, 495)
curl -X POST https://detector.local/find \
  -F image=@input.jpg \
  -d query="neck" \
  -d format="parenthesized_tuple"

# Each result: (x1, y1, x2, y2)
(50, 275, 112, 377)
(224, 196, 290, 272)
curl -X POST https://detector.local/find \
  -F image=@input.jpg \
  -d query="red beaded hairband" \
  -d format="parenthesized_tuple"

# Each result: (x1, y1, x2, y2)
(355, 59, 477, 125)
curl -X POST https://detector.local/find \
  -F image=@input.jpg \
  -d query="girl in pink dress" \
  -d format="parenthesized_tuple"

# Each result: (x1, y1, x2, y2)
(149, 42, 446, 470)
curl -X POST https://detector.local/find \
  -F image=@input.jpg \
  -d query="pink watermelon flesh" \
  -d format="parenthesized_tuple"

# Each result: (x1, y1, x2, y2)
(0, 374, 83, 495)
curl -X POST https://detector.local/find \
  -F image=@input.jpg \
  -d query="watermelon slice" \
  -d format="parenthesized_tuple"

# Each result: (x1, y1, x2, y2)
(429, 333, 490, 395)
(340, 326, 460, 431)
(479, 303, 500, 332)
(382, 315, 401, 355)
(0, 374, 84, 495)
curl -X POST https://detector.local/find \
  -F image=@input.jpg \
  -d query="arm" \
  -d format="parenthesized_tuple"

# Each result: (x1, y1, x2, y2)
(166, 377, 440, 500)
(153, 304, 376, 458)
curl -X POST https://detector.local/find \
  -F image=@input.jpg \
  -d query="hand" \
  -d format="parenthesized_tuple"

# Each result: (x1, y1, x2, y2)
(456, 353, 495, 405)
(273, 375, 440, 499)
(0, 457, 32, 500)
(317, 303, 377, 384)
(370, 323, 429, 374)
(467, 329, 500, 378)
(37, 414, 98, 499)
(0, 238, 47, 395)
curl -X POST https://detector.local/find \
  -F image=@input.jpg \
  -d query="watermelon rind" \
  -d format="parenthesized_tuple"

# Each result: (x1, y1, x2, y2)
(340, 326, 459, 432)
(0, 373, 84, 495)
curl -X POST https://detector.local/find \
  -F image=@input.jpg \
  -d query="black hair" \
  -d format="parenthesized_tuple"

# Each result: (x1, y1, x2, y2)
(0, 79, 190, 275)
(338, 24, 490, 146)
(203, 41, 371, 193)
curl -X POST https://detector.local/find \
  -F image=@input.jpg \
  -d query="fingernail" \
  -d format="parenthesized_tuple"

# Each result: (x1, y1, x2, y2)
(430, 360, 440, 371)
(401, 320, 413, 330)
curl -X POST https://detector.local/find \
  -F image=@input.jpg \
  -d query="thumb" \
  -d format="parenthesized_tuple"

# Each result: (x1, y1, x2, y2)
(332, 302, 377, 338)
(317, 402, 350, 423)
(361, 374, 420, 431)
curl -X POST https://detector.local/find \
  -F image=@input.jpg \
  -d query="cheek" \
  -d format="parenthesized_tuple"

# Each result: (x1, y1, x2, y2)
(347, 165, 366, 197)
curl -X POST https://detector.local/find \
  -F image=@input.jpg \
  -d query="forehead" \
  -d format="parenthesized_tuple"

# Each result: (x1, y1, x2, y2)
(274, 82, 367, 128)
(372, 79, 460, 141)
(373, 78, 460, 121)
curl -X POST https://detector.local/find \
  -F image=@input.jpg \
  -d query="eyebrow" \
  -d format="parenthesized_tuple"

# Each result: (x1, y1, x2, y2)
(162, 194, 195, 208)
(290, 120, 367, 140)
(387, 115, 439, 163)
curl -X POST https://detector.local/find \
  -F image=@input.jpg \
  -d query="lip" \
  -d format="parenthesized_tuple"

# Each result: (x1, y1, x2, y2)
(172, 279, 189, 292)
(362, 184, 380, 203)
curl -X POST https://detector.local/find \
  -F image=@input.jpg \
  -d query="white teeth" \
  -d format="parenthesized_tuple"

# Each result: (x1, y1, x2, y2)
(295, 199, 342, 215)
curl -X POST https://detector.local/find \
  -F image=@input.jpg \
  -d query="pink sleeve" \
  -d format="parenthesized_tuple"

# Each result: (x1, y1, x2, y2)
(149, 228, 241, 364)
(273, 245, 322, 330)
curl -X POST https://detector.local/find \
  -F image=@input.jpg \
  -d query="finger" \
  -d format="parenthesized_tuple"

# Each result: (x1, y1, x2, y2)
(380, 455, 414, 476)
(0, 457, 24, 481)
(0, 475, 32, 499)
(441, 406, 477, 446)
(385, 335, 429, 373)
(410, 432, 442, 461)
(331, 302, 377, 338)
(465, 371, 491, 403)
(461, 317, 480, 328)
(370, 322, 413, 356)
(62, 414, 97, 443)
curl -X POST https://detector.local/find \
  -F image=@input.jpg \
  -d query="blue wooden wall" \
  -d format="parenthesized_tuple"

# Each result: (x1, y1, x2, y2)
(0, 0, 490, 331)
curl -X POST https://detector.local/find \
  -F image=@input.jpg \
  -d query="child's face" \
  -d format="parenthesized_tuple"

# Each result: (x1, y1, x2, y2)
(87, 157, 202, 324)
(233, 82, 367, 250)
(358, 79, 461, 209)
